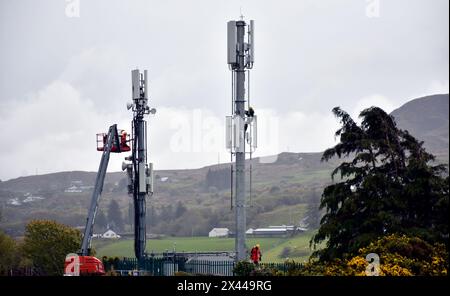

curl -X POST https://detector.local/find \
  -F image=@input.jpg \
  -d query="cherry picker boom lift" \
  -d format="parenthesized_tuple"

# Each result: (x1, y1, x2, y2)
(64, 124, 130, 275)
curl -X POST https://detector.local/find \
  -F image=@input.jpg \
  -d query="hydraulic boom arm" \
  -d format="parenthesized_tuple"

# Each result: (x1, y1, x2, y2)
(80, 124, 120, 256)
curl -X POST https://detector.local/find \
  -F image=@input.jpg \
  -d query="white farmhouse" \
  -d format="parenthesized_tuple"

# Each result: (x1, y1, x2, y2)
(208, 228, 229, 238)
(102, 229, 121, 239)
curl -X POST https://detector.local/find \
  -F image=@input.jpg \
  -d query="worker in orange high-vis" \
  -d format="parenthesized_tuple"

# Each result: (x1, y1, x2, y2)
(250, 244, 262, 265)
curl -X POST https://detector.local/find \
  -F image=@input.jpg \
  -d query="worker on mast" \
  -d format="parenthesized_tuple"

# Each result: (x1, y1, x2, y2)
(244, 106, 255, 132)
(245, 106, 255, 118)
(119, 130, 130, 151)
(250, 244, 262, 265)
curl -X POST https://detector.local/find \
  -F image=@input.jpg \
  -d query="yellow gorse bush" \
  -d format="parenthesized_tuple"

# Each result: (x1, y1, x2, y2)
(299, 234, 448, 276)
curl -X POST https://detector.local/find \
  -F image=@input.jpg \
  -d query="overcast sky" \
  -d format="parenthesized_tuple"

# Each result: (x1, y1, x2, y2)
(0, 0, 448, 181)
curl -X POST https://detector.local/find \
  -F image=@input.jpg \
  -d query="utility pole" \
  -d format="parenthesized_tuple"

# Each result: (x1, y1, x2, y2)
(226, 18, 256, 261)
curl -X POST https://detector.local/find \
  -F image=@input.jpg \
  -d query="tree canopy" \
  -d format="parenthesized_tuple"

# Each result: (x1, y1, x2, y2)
(95, 209, 108, 232)
(312, 106, 449, 261)
(22, 220, 81, 275)
(107, 200, 124, 231)
(0, 230, 19, 275)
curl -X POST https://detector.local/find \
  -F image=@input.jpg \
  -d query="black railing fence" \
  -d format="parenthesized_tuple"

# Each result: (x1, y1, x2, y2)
(103, 257, 304, 276)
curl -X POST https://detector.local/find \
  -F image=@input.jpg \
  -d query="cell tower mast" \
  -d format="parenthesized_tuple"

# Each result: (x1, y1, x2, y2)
(123, 69, 156, 260)
(226, 18, 256, 261)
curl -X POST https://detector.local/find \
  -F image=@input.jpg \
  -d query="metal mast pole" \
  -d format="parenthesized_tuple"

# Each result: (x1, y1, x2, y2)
(227, 17, 255, 262)
(134, 105, 147, 260)
(234, 20, 247, 261)
(124, 69, 155, 260)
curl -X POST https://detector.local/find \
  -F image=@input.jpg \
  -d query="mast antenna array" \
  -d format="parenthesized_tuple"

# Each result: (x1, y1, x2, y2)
(226, 18, 257, 262)
(123, 69, 156, 260)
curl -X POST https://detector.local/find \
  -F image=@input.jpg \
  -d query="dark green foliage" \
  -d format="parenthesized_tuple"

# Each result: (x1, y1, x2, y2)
(22, 220, 81, 275)
(269, 186, 281, 194)
(249, 267, 274, 276)
(160, 204, 174, 220)
(0, 230, 19, 275)
(233, 260, 256, 276)
(95, 210, 108, 232)
(207, 210, 220, 228)
(280, 247, 291, 258)
(128, 202, 133, 227)
(107, 200, 124, 232)
(205, 168, 231, 191)
(112, 178, 127, 193)
(312, 106, 449, 261)
(174, 201, 187, 218)
(147, 204, 157, 226)
(304, 190, 321, 230)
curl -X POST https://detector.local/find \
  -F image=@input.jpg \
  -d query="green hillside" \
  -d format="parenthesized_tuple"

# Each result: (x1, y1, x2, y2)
(391, 94, 449, 160)
(95, 233, 317, 263)
(0, 94, 448, 239)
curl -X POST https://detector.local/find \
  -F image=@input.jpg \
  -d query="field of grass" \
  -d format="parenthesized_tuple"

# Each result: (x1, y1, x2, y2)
(252, 204, 307, 227)
(94, 232, 318, 263)
(263, 233, 317, 262)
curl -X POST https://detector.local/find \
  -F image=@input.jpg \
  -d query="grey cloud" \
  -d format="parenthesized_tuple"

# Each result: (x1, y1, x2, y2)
(0, 0, 448, 180)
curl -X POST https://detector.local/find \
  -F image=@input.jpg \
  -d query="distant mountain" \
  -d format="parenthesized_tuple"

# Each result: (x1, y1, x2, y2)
(390, 94, 449, 160)
(0, 152, 336, 237)
(1, 94, 448, 237)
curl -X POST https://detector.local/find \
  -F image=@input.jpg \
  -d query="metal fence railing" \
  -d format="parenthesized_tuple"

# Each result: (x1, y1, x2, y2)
(103, 257, 304, 276)
(184, 259, 235, 276)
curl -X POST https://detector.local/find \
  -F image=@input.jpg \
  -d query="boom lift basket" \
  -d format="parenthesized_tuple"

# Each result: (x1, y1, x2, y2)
(96, 130, 131, 153)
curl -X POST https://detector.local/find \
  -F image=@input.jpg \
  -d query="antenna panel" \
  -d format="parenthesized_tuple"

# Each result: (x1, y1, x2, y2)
(138, 162, 146, 193)
(249, 20, 255, 64)
(131, 69, 141, 100)
(226, 116, 233, 150)
(233, 116, 245, 153)
(227, 21, 237, 65)
(226, 115, 246, 152)
(144, 70, 148, 99)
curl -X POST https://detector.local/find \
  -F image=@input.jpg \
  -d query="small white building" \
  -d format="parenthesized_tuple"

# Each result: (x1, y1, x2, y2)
(102, 229, 121, 239)
(208, 228, 229, 238)
(246, 225, 307, 237)
(251, 228, 288, 237)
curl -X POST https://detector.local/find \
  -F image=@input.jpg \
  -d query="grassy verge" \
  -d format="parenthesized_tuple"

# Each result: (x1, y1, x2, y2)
(263, 232, 317, 262)
(94, 232, 318, 263)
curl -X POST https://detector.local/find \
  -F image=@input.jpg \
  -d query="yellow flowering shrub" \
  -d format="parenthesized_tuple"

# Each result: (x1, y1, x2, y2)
(355, 234, 448, 276)
(297, 234, 448, 276)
